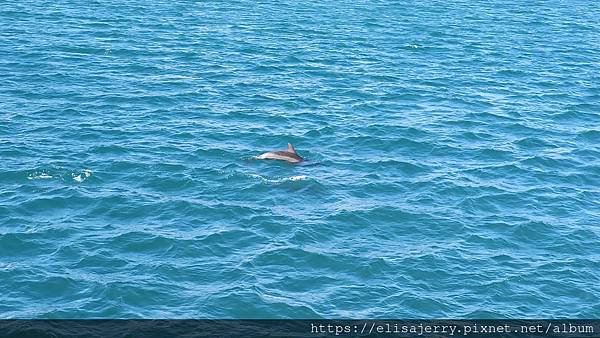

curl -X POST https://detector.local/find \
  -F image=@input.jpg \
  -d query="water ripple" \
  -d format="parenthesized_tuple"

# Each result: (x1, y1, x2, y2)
(1, 0, 599, 319)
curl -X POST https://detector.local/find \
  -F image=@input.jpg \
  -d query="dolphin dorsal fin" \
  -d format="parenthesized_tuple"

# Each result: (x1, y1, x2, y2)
(287, 143, 296, 154)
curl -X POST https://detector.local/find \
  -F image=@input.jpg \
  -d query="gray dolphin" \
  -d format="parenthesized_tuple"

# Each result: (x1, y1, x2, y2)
(256, 143, 303, 163)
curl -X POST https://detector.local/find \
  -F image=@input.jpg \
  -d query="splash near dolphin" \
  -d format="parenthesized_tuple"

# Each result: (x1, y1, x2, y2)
(256, 143, 303, 163)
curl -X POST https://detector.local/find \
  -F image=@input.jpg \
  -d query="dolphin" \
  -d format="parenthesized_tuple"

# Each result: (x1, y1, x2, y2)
(256, 143, 303, 163)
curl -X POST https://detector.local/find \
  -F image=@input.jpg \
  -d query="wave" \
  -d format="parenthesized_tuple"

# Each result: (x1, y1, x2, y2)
(248, 174, 309, 183)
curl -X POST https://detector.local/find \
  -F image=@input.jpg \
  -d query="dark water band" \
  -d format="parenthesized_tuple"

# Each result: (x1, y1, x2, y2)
(0, 320, 598, 338)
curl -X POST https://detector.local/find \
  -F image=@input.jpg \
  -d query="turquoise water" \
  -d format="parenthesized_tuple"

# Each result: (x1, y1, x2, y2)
(1, 0, 600, 318)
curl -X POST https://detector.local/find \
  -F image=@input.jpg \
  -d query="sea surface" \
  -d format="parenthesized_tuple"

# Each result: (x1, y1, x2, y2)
(1, 0, 599, 318)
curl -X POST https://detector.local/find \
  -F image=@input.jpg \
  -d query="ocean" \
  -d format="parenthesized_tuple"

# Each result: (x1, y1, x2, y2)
(1, 0, 599, 318)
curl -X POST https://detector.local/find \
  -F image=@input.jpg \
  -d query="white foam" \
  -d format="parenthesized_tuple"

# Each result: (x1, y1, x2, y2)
(287, 175, 308, 181)
(27, 172, 53, 180)
(249, 174, 308, 183)
(73, 169, 92, 183)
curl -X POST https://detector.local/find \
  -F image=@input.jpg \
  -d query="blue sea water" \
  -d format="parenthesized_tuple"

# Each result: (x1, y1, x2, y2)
(1, 0, 600, 319)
